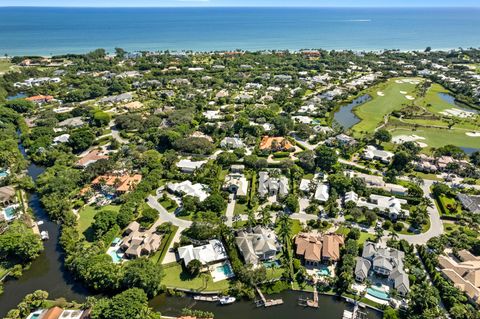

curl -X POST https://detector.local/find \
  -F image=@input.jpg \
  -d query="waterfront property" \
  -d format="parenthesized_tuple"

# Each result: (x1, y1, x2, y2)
(178, 239, 229, 269)
(235, 226, 280, 266)
(438, 250, 480, 305)
(0, 185, 16, 206)
(75, 149, 109, 168)
(295, 233, 344, 267)
(90, 173, 142, 195)
(26, 306, 89, 319)
(119, 221, 163, 259)
(355, 242, 410, 297)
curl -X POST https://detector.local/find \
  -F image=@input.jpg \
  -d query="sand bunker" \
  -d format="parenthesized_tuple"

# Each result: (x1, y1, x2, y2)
(392, 134, 428, 147)
(405, 95, 415, 100)
(440, 108, 476, 118)
(377, 91, 385, 96)
(395, 79, 421, 85)
(466, 132, 480, 137)
(400, 91, 407, 95)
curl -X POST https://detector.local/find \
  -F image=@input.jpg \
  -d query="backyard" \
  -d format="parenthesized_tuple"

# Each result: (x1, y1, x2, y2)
(162, 263, 230, 292)
(77, 204, 121, 239)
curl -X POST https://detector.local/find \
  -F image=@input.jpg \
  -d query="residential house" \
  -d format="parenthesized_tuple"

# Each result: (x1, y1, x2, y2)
(120, 221, 162, 259)
(75, 150, 109, 168)
(220, 137, 244, 149)
(231, 165, 245, 174)
(167, 180, 210, 202)
(258, 171, 289, 198)
(57, 117, 85, 129)
(176, 159, 207, 174)
(345, 191, 409, 220)
(355, 242, 410, 297)
(314, 183, 330, 202)
(344, 171, 407, 195)
(413, 154, 438, 173)
(363, 145, 394, 164)
(235, 226, 280, 265)
(26, 95, 54, 104)
(457, 194, 480, 214)
(259, 136, 294, 152)
(325, 134, 357, 147)
(99, 93, 133, 104)
(438, 250, 480, 304)
(52, 134, 70, 145)
(91, 173, 142, 194)
(295, 233, 344, 266)
(224, 173, 249, 197)
(178, 239, 228, 267)
(0, 186, 16, 206)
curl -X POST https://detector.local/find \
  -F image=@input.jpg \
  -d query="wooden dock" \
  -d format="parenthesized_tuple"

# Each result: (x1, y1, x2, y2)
(255, 286, 283, 307)
(306, 284, 319, 308)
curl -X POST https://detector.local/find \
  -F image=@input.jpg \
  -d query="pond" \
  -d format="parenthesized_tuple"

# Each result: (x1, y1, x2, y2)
(150, 291, 382, 319)
(6, 92, 27, 100)
(333, 94, 371, 130)
(0, 142, 90, 318)
(438, 92, 478, 114)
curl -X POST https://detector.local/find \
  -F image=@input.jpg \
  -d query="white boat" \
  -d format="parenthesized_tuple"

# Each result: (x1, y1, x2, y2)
(37, 221, 44, 225)
(40, 231, 49, 240)
(219, 296, 236, 305)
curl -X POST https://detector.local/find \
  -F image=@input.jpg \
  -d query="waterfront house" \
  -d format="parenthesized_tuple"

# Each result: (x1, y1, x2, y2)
(355, 242, 410, 297)
(235, 226, 280, 266)
(120, 221, 162, 259)
(295, 233, 344, 266)
(0, 186, 16, 206)
(178, 239, 228, 267)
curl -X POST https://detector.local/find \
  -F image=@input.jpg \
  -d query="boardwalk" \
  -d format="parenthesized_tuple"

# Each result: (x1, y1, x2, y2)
(255, 286, 284, 307)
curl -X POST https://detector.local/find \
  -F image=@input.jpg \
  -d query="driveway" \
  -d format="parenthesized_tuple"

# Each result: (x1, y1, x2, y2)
(225, 193, 236, 227)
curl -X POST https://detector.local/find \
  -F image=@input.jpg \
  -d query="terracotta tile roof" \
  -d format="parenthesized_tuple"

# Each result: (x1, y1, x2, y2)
(92, 173, 142, 193)
(322, 234, 344, 262)
(42, 307, 64, 319)
(25, 95, 54, 102)
(76, 150, 109, 167)
(259, 136, 294, 151)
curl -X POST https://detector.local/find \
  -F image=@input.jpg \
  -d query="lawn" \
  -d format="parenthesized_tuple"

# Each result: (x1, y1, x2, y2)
(389, 126, 480, 150)
(335, 226, 375, 244)
(416, 83, 454, 114)
(162, 263, 230, 292)
(352, 77, 423, 133)
(77, 204, 121, 238)
(436, 194, 462, 217)
(0, 60, 14, 73)
(150, 225, 179, 264)
(275, 219, 303, 237)
(233, 202, 248, 215)
(158, 197, 178, 213)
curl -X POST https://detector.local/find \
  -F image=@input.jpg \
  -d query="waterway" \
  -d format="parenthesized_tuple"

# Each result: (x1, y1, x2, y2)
(0, 143, 89, 318)
(0, 142, 383, 319)
(333, 94, 371, 130)
(150, 291, 383, 319)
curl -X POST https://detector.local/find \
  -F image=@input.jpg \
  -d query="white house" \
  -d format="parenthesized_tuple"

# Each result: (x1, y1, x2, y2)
(178, 239, 228, 266)
(314, 183, 330, 202)
(167, 180, 209, 202)
(176, 159, 207, 174)
(363, 145, 394, 164)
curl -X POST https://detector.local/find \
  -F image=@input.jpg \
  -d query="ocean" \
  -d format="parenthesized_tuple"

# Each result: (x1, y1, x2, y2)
(0, 7, 479, 56)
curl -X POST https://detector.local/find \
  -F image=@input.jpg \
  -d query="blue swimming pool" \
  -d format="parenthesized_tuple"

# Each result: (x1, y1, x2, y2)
(3, 206, 16, 220)
(367, 287, 390, 301)
(0, 170, 8, 178)
(317, 266, 331, 276)
(108, 250, 123, 263)
(216, 263, 233, 276)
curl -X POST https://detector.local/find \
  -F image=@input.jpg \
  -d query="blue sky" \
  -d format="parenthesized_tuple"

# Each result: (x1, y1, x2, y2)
(2, 0, 479, 7)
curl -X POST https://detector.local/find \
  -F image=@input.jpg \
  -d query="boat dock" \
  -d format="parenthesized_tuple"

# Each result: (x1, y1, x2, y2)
(342, 304, 368, 319)
(255, 286, 284, 307)
(193, 295, 219, 302)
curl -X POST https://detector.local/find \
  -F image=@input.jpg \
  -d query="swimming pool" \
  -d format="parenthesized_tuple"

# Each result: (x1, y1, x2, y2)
(0, 170, 8, 178)
(216, 263, 234, 276)
(108, 249, 123, 264)
(3, 206, 16, 221)
(367, 287, 390, 301)
(317, 266, 331, 276)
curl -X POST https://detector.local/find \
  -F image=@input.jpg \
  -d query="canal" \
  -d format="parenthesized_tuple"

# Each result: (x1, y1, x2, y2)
(150, 291, 383, 319)
(0, 143, 89, 318)
(0, 143, 383, 319)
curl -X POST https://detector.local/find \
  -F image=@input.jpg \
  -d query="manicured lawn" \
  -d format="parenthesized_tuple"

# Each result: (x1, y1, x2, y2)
(150, 224, 179, 264)
(162, 263, 230, 292)
(77, 204, 121, 238)
(389, 126, 480, 150)
(275, 219, 303, 237)
(158, 197, 178, 213)
(233, 202, 248, 215)
(437, 195, 462, 217)
(358, 232, 375, 245)
(352, 77, 422, 133)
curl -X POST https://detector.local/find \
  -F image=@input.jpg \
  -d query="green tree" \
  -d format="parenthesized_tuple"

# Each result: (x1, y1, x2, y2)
(69, 128, 95, 152)
(374, 129, 392, 144)
(315, 145, 338, 172)
(122, 259, 164, 297)
(186, 259, 203, 277)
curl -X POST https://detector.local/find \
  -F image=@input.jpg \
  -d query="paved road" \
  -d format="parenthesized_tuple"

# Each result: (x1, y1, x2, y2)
(109, 120, 129, 144)
(397, 179, 443, 245)
(147, 195, 192, 228)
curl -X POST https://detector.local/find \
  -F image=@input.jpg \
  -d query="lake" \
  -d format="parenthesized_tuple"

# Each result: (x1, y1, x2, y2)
(333, 94, 371, 130)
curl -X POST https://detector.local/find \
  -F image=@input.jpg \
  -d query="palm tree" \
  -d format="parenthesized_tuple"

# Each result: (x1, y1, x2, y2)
(389, 230, 399, 241)
(375, 227, 384, 242)
(260, 208, 272, 226)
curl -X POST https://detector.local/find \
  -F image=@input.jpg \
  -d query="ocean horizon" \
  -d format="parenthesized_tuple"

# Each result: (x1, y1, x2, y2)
(0, 6, 479, 56)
